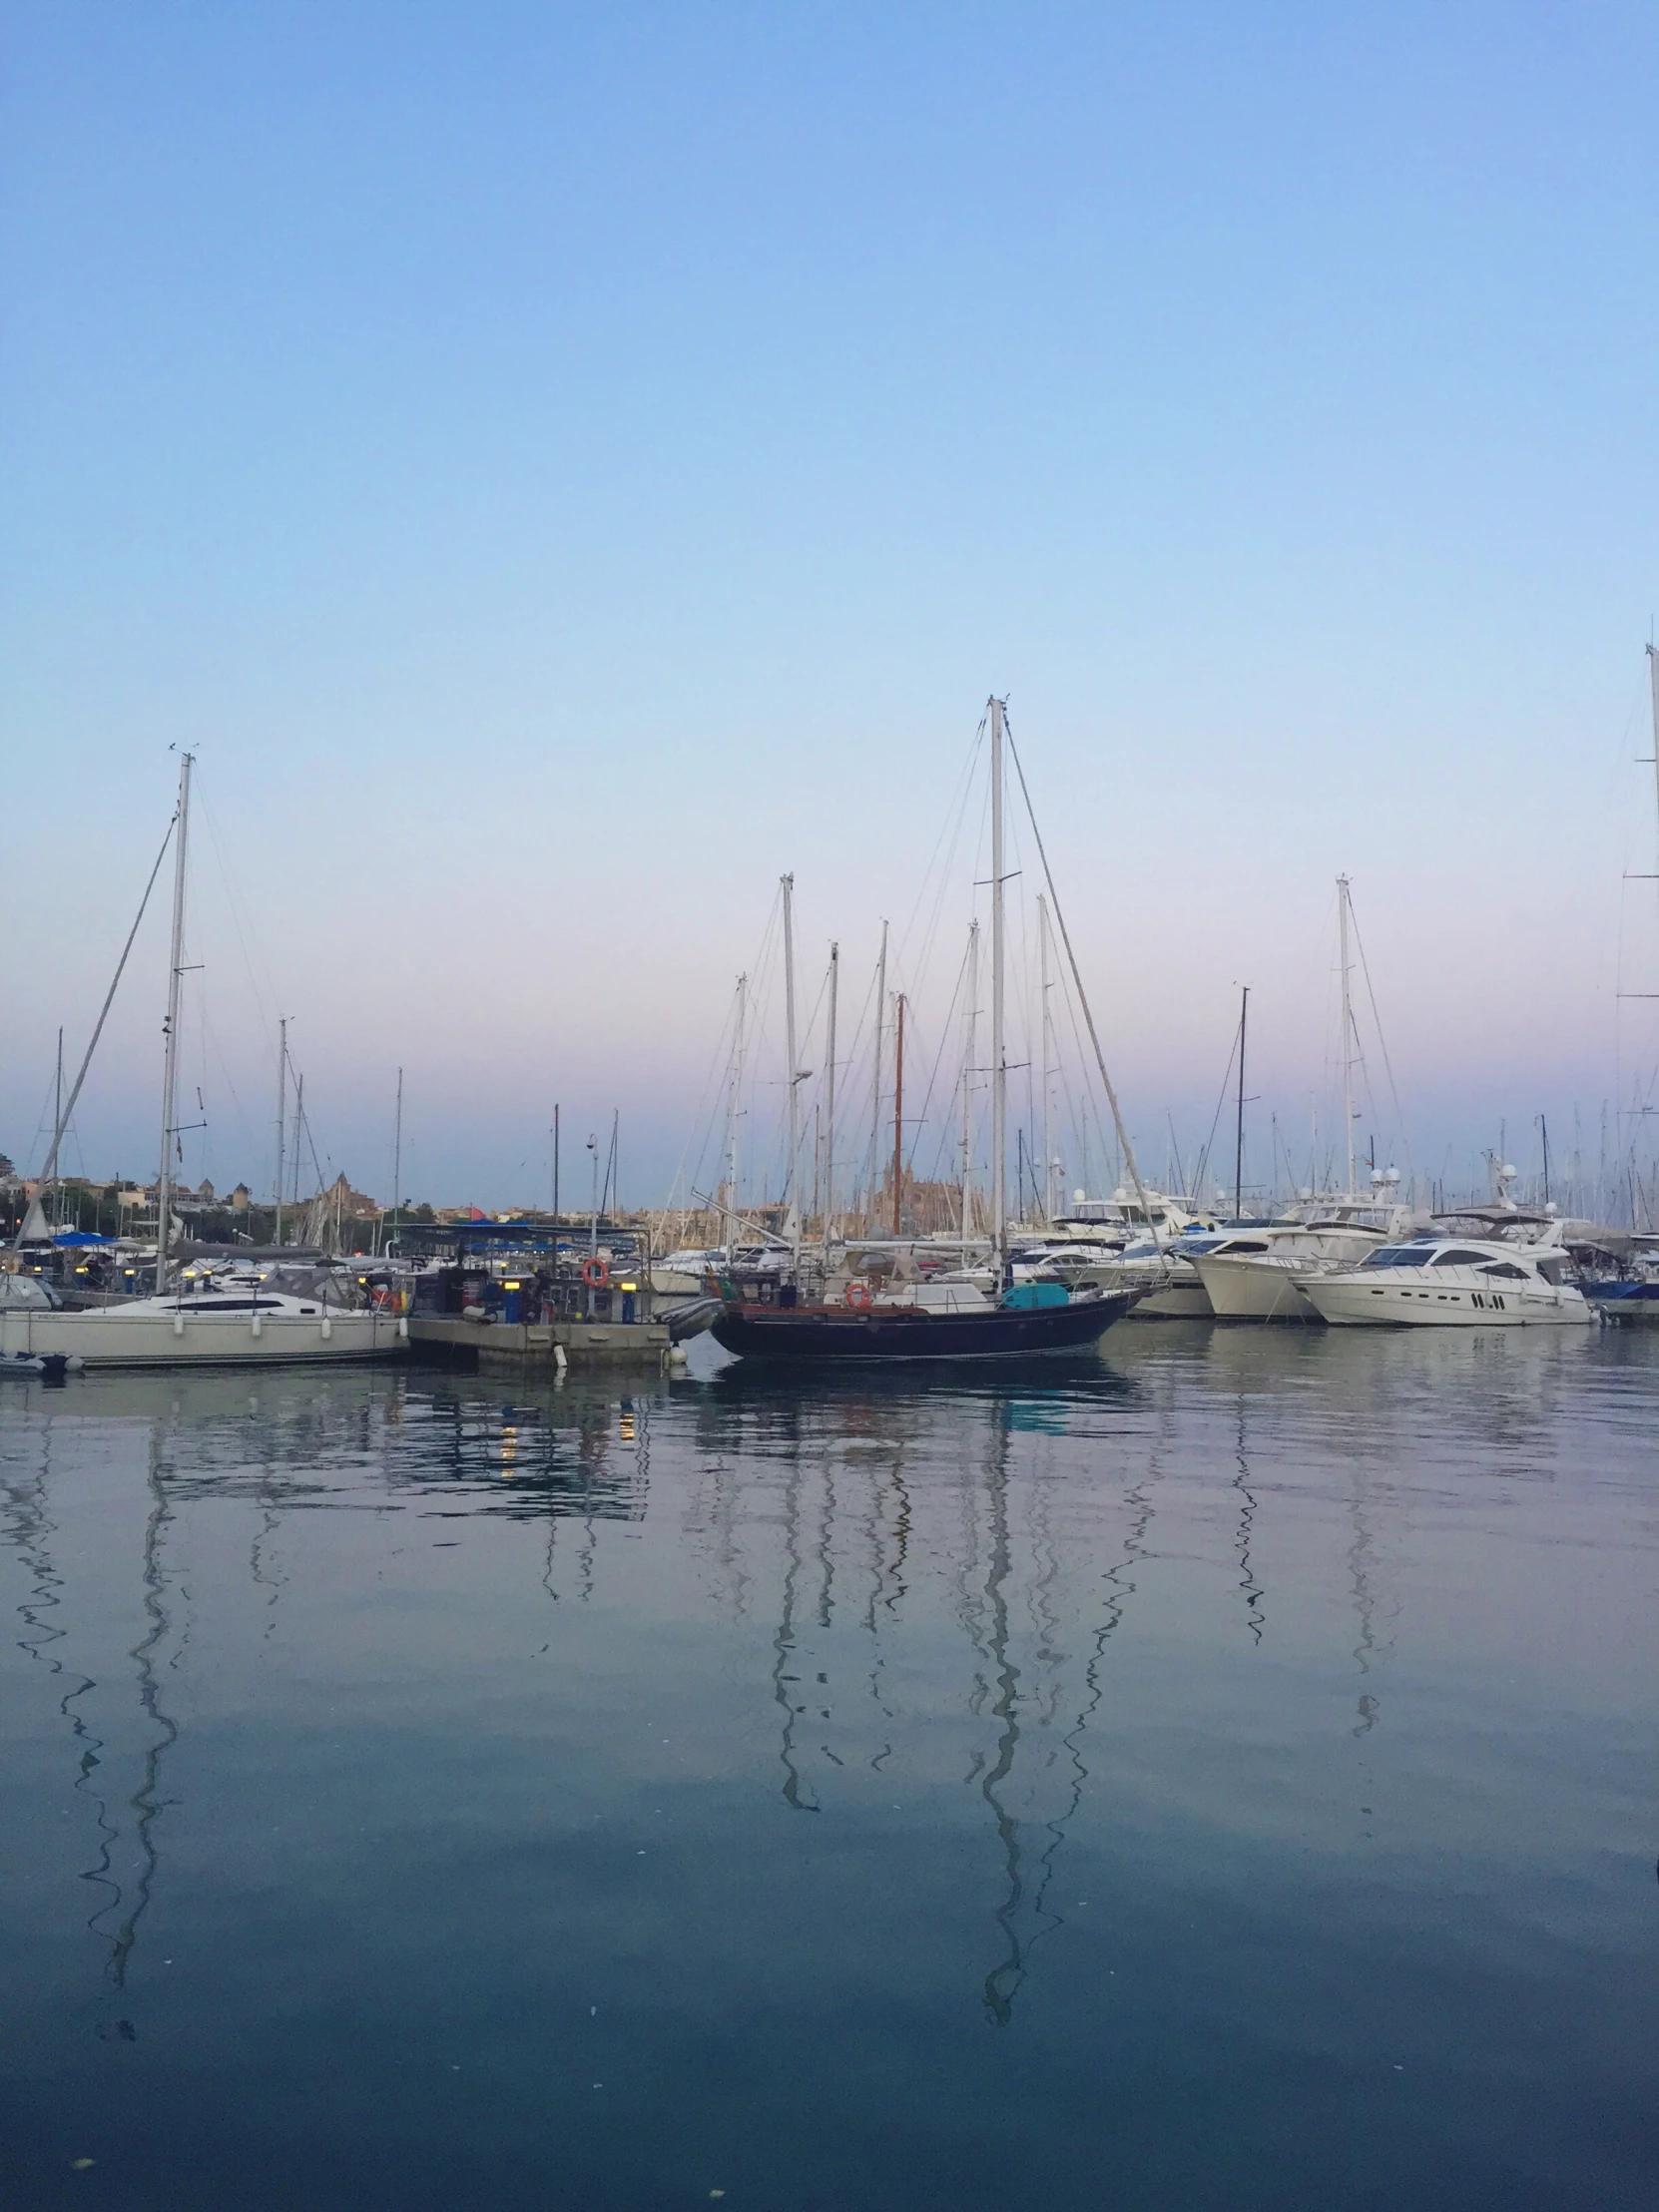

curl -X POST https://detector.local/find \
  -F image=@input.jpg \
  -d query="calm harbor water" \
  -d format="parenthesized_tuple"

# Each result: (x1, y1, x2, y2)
(3, 1325, 1657, 2211)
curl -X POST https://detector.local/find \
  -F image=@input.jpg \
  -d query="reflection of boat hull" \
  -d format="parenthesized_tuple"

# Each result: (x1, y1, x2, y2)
(0, 1307, 407, 1368)
(710, 1290, 1139, 1362)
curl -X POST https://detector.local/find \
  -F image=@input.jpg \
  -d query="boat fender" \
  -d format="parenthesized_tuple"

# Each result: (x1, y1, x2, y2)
(321, 1314, 332, 1342)
(173, 1312, 186, 1338)
(581, 1258, 610, 1289)
(844, 1280, 872, 1309)
(397, 1315, 408, 1340)
(252, 1313, 262, 1340)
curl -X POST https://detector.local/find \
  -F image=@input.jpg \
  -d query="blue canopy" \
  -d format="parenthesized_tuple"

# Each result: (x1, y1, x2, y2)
(51, 1230, 114, 1247)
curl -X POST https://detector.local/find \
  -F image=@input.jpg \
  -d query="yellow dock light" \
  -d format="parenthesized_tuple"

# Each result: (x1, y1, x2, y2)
(619, 1282, 637, 1294)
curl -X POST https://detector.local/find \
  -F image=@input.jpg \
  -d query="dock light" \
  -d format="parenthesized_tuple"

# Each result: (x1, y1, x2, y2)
(619, 1282, 637, 1293)
(503, 1279, 522, 1291)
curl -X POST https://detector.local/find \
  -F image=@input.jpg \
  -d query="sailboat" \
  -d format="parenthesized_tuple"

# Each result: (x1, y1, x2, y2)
(709, 700, 1145, 1362)
(1190, 877, 1415, 1320)
(1, 755, 407, 1370)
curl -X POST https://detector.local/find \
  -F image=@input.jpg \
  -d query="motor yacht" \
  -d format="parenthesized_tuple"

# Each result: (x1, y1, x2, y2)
(1299, 1232, 1593, 1329)
(1193, 1200, 1417, 1321)
(1070, 1223, 1292, 1319)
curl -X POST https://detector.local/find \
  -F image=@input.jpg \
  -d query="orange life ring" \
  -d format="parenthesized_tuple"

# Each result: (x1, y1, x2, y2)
(843, 1279, 872, 1309)
(581, 1257, 610, 1289)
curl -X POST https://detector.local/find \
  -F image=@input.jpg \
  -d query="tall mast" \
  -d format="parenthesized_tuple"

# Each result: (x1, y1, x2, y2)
(961, 917, 978, 1260)
(725, 973, 747, 1263)
(822, 942, 838, 1257)
(1038, 893, 1052, 1223)
(891, 993, 905, 1237)
(275, 1017, 286, 1247)
(154, 750, 193, 1290)
(52, 1028, 63, 1230)
(990, 697, 1007, 1272)
(1338, 874, 1356, 1196)
(392, 1067, 403, 1237)
(1648, 645, 1659, 865)
(1234, 985, 1250, 1222)
(782, 873, 801, 1273)
(869, 920, 887, 1231)
(291, 1072, 304, 1209)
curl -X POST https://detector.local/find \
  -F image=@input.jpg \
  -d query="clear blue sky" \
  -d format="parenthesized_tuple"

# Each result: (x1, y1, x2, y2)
(5, 3, 1658, 1207)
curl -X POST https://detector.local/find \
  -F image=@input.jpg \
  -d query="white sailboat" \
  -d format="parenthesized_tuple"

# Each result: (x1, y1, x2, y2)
(1194, 877, 1415, 1320)
(1, 755, 406, 1370)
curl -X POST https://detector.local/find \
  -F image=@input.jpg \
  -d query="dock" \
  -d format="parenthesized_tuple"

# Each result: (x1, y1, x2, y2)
(409, 1314, 674, 1373)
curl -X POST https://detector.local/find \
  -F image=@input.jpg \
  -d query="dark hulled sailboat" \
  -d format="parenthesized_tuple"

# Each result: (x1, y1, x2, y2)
(709, 698, 1148, 1365)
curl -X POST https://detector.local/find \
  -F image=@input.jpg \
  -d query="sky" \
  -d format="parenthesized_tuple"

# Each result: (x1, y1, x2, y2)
(4, 1, 1659, 1211)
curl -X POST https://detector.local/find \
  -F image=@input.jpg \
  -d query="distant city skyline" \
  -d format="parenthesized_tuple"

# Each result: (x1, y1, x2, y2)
(6, 5, 1658, 1206)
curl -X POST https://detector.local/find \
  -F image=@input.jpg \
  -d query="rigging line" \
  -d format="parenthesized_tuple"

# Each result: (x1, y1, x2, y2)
(893, 715, 986, 979)
(1002, 717, 1157, 1232)
(912, 937, 972, 1186)
(886, 723, 989, 1076)
(194, 772, 281, 1057)
(1346, 899, 1414, 1178)
(1052, 930, 1113, 1192)
(659, 975, 743, 1216)
(24, 813, 177, 1220)
(1190, 1019, 1241, 1202)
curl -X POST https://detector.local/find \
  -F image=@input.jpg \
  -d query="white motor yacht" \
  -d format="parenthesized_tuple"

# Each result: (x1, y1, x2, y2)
(1300, 1233, 1593, 1329)
(1193, 1201, 1416, 1321)
(0, 1268, 408, 1368)
(1072, 1224, 1288, 1319)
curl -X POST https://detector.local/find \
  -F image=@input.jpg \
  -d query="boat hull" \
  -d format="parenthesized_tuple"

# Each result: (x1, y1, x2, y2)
(0, 1307, 408, 1368)
(1583, 1282, 1659, 1324)
(710, 1290, 1139, 1362)
(1301, 1275, 1593, 1329)
(1080, 1268, 1211, 1318)
(1193, 1255, 1320, 1322)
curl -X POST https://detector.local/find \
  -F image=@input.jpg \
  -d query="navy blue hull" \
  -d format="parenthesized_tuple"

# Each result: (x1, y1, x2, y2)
(709, 1290, 1140, 1363)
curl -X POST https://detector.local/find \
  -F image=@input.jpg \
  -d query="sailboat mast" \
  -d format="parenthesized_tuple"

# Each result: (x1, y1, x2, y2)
(1038, 893, 1052, 1224)
(1647, 645, 1659, 860)
(726, 973, 747, 1263)
(783, 873, 801, 1273)
(52, 1029, 63, 1231)
(823, 943, 838, 1257)
(961, 917, 978, 1260)
(891, 994, 905, 1237)
(275, 1018, 286, 1247)
(1234, 985, 1250, 1222)
(154, 751, 193, 1289)
(1338, 873, 1356, 1197)
(392, 1067, 403, 1234)
(990, 698, 1007, 1272)
(291, 1072, 304, 1209)
(869, 920, 887, 1231)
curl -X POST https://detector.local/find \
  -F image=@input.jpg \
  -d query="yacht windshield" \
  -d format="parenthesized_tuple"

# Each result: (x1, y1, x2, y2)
(1362, 1246, 1434, 1269)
